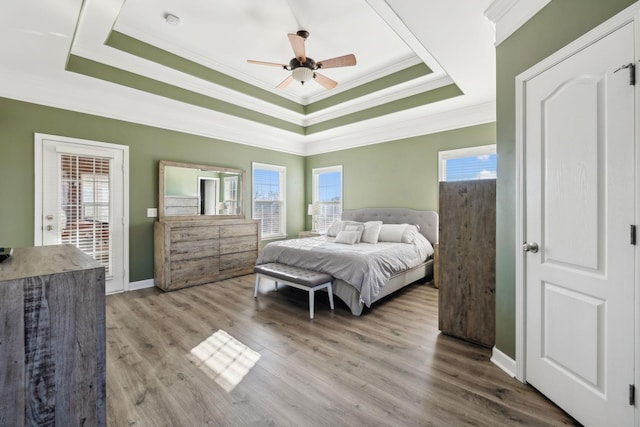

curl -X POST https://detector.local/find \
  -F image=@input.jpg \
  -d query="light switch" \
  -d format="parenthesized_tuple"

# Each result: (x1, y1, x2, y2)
(147, 208, 158, 218)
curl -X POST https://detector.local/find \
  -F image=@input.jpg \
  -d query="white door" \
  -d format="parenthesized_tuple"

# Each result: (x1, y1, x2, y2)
(199, 177, 219, 215)
(35, 134, 128, 294)
(523, 23, 635, 425)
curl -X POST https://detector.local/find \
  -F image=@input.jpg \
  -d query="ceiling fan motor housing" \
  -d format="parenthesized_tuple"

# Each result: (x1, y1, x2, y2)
(289, 57, 316, 70)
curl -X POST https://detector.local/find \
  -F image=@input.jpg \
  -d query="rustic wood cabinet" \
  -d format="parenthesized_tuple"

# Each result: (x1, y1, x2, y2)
(154, 218, 260, 291)
(0, 245, 106, 426)
(438, 180, 496, 348)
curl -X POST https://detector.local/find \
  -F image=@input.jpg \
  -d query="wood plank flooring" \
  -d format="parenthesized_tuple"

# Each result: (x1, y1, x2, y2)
(105, 276, 579, 426)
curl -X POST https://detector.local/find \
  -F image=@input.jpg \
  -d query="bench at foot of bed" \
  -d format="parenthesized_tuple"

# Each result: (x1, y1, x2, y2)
(254, 263, 334, 319)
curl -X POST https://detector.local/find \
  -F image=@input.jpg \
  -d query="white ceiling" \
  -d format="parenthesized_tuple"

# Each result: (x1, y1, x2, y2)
(0, 0, 497, 155)
(114, 0, 421, 103)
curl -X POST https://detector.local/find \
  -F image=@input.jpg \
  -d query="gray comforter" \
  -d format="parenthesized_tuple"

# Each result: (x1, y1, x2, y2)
(256, 234, 434, 306)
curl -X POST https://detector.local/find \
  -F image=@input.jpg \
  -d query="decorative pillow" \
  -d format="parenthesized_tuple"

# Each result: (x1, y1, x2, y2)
(361, 221, 383, 244)
(401, 224, 421, 243)
(326, 220, 344, 237)
(377, 224, 408, 242)
(345, 224, 365, 242)
(334, 230, 360, 245)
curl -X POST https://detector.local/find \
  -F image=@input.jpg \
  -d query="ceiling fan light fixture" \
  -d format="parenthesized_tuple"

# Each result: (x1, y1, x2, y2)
(292, 67, 314, 84)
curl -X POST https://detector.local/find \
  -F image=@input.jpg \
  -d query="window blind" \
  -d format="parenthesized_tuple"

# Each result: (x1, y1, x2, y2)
(313, 167, 342, 234)
(252, 164, 285, 237)
(59, 154, 112, 277)
(223, 176, 238, 215)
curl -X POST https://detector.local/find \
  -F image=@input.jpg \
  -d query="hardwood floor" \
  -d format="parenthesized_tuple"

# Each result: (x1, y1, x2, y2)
(105, 276, 578, 427)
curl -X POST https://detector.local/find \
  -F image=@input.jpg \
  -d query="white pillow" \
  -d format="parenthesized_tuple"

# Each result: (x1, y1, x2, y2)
(334, 230, 360, 245)
(326, 220, 344, 237)
(401, 225, 421, 243)
(345, 224, 365, 242)
(378, 224, 408, 242)
(361, 221, 382, 244)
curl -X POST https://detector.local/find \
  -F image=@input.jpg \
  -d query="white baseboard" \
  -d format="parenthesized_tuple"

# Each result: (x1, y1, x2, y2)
(128, 278, 155, 291)
(491, 346, 516, 378)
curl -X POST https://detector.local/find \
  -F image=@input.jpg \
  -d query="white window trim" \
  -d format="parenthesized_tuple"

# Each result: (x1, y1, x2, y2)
(438, 144, 497, 182)
(312, 165, 343, 234)
(252, 162, 287, 240)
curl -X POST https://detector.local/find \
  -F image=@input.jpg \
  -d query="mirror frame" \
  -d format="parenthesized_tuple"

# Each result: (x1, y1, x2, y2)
(159, 160, 246, 221)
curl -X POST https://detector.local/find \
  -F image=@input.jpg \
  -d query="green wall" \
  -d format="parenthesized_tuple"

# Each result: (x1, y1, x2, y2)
(495, 0, 635, 358)
(305, 123, 496, 229)
(0, 94, 495, 285)
(0, 97, 304, 282)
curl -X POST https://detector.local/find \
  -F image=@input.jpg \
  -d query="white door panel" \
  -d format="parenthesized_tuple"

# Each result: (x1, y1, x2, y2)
(524, 23, 635, 426)
(35, 134, 128, 294)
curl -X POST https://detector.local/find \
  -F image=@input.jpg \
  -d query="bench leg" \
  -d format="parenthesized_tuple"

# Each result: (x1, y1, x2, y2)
(254, 274, 261, 297)
(309, 290, 315, 319)
(327, 283, 335, 310)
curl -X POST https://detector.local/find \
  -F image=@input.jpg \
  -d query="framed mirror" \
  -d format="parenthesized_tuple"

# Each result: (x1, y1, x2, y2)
(159, 160, 245, 220)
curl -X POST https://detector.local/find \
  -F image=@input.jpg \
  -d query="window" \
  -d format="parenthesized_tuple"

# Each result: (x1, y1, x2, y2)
(439, 145, 497, 182)
(312, 166, 342, 234)
(223, 176, 238, 215)
(81, 172, 110, 222)
(252, 162, 286, 239)
(60, 154, 112, 276)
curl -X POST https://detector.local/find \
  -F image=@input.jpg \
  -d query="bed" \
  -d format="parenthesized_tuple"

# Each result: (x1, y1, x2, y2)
(255, 207, 439, 315)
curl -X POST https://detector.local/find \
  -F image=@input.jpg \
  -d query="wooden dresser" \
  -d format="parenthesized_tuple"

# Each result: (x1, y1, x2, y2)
(0, 245, 106, 426)
(438, 180, 496, 348)
(154, 218, 260, 291)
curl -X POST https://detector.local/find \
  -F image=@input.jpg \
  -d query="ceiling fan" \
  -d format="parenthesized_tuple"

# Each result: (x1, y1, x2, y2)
(247, 30, 357, 90)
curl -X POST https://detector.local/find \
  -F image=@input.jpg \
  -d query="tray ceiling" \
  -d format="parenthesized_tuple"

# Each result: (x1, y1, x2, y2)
(0, 0, 496, 155)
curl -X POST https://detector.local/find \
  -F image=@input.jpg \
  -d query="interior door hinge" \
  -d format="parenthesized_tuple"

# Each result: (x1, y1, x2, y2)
(630, 225, 636, 245)
(614, 63, 636, 85)
(630, 384, 635, 406)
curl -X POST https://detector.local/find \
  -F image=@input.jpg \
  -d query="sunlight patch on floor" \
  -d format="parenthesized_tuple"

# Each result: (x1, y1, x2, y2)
(189, 329, 261, 392)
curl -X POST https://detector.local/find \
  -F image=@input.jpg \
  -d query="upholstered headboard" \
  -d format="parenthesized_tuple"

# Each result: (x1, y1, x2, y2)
(341, 208, 439, 244)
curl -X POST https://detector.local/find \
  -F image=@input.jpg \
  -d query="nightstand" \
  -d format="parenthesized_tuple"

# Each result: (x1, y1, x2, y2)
(298, 231, 321, 238)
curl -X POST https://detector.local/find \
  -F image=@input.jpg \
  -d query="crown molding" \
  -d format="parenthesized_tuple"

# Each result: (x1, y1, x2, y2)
(0, 59, 494, 158)
(0, 66, 307, 155)
(71, 41, 447, 133)
(302, 100, 496, 156)
(301, 56, 423, 105)
(484, 0, 551, 46)
(303, 74, 454, 126)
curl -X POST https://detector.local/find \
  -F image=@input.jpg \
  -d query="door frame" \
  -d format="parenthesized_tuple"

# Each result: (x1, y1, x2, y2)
(198, 176, 220, 215)
(514, 3, 640, 421)
(34, 133, 130, 292)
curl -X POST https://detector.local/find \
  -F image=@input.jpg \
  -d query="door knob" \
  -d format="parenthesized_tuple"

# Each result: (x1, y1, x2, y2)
(46, 214, 54, 220)
(523, 242, 539, 253)
(46, 225, 54, 231)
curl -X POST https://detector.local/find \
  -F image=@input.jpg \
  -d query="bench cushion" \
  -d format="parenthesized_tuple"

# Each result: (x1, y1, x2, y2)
(254, 263, 332, 288)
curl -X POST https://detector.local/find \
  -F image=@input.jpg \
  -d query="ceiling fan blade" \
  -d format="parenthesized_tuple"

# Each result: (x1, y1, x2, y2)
(247, 60, 287, 68)
(277, 75, 295, 89)
(313, 72, 338, 90)
(316, 54, 357, 69)
(287, 33, 306, 63)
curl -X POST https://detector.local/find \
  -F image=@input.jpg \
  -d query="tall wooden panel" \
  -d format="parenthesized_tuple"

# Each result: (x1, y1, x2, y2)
(0, 245, 106, 426)
(438, 180, 496, 348)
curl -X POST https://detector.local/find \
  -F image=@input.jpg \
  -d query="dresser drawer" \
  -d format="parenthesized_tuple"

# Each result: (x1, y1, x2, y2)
(171, 239, 219, 261)
(171, 225, 220, 242)
(170, 257, 220, 285)
(220, 251, 257, 272)
(220, 236, 258, 255)
(220, 223, 258, 238)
